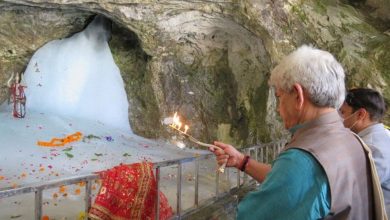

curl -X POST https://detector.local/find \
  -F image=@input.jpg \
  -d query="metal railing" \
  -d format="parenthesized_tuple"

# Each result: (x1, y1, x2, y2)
(0, 139, 287, 220)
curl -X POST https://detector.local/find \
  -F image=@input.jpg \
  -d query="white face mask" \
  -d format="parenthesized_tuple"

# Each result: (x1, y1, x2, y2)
(342, 110, 357, 121)
(343, 111, 359, 130)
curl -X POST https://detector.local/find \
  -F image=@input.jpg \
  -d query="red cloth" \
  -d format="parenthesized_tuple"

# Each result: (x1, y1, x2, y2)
(10, 83, 26, 118)
(89, 162, 173, 220)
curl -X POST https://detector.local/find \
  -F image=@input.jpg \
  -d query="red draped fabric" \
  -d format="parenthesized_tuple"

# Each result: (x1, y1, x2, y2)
(89, 162, 173, 220)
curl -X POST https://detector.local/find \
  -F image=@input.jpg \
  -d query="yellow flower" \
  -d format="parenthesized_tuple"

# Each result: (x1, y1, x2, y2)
(78, 211, 86, 220)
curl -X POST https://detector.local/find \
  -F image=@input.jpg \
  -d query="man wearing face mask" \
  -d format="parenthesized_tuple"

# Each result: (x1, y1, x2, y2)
(339, 88, 390, 217)
(209, 45, 387, 219)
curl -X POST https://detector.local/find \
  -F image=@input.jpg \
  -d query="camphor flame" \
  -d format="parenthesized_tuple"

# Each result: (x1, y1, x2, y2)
(177, 122, 182, 130)
(171, 112, 189, 134)
(169, 112, 226, 173)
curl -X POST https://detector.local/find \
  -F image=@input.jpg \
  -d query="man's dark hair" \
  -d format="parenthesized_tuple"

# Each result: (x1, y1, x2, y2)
(345, 88, 387, 121)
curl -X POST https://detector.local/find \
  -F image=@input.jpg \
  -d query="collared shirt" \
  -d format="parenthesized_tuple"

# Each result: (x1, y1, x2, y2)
(358, 123, 390, 206)
(237, 149, 330, 220)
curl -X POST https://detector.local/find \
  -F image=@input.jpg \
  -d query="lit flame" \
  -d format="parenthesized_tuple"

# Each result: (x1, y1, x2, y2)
(172, 112, 180, 129)
(171, 112, 189, 134)
(178, 122, 182, 130)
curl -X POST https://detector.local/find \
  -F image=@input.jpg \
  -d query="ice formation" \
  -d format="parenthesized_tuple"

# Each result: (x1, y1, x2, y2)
(23, 16, 130, 131)
(0, 15, 224, 220)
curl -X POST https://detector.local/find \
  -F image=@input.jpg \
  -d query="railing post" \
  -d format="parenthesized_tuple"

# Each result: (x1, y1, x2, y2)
(273, 143, 277, 159)
(35, 187, 42, 220)
(177, 162, 182, 219)
(255, 147, 258, 162)
(216, 168, 220, 196)
(195, 159, 199, 207)
(243, 149, 248, 184)
(155, 167, 160, 220)
(260, 145, 264, 163)
(278, 141, 281, 152)
(237, 168, 241, 188)
(226, 167, 231, 190)
(85, 180, 92, 216)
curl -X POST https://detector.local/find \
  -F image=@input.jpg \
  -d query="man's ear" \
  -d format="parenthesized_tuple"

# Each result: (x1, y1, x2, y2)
(293, 83, 305, 110)
(357, 108, 369, 120)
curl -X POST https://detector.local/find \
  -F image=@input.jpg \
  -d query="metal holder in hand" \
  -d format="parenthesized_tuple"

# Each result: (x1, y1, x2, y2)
(169, 125, 227, 173)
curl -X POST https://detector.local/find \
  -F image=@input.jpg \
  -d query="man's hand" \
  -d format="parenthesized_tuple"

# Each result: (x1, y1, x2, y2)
(209, 141, 244, 169)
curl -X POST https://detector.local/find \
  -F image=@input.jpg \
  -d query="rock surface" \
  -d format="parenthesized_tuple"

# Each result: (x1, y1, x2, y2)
(0, 0, 389, 146)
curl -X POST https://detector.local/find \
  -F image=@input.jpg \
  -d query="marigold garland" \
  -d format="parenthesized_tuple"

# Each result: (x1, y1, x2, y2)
(37, 132, 83, 147)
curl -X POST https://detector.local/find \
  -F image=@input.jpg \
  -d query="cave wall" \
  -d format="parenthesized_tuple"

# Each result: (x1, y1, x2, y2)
(0, 6, 93, 104)
(0, 0, 389, 147)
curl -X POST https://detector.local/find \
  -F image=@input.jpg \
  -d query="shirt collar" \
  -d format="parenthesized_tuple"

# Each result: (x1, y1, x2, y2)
(292, 110, 342, 137)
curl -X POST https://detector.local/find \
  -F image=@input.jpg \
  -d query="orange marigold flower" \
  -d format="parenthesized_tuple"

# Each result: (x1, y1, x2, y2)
(42, 215, 49, 220)
(59, 185, 67, 193)
(74, 188, 81, 195)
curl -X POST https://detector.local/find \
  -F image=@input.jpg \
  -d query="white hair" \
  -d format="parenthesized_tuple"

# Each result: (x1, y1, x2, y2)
(269, 45, 346, 108)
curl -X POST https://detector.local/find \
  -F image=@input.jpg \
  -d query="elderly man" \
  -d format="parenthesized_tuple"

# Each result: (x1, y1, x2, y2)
(339, 88, 390, 217)
(210, 45, 378, 219)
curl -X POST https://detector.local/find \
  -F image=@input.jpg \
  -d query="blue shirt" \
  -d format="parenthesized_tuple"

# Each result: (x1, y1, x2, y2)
(358, 123, 390, 212)
(237, 149, 330, 220)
